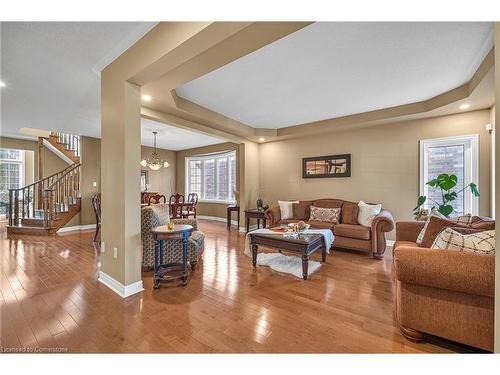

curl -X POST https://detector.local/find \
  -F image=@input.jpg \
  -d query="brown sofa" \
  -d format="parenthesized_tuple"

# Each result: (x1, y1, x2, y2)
(265, 198, 394, 259)
(393, 218, 495, 351)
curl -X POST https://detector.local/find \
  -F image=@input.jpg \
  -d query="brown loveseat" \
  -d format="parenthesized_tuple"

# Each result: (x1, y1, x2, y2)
(393, 217, 495, 352)
(265, 198, 394, 259)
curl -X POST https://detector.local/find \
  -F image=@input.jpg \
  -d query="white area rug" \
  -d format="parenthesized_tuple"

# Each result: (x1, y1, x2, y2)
(255, 252, 322, 279)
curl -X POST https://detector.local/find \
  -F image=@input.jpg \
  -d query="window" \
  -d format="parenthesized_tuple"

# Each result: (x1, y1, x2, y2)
(0, 148, 25, 216)
(186, 151, 237, 203)
(419, 135, 479, 216)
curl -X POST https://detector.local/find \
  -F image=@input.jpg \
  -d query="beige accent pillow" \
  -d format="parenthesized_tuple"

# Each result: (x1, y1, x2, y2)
(357, 201, 382, 227)
(431, 227, 495, 255)
(416, 212, 473, 245)
(309, 206, 341, 223)
(278, 200, 298, 220)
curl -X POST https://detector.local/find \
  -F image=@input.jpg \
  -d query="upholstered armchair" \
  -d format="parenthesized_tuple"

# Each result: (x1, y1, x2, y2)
(140, 204, 204, 271)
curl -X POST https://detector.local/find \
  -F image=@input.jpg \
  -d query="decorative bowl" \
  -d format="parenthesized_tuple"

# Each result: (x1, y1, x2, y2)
(287, 222, 310, 233)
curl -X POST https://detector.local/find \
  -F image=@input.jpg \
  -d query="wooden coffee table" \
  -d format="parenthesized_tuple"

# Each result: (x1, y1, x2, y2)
(248, 231, 327, 280)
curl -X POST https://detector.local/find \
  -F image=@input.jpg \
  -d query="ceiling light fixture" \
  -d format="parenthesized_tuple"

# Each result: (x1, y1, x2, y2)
(142, 94, 152, 102)
(140, 131, 169, 170)
(459, 103, 470, 110)
(0, 80, 6, 87)
(259, 137, 265, 142)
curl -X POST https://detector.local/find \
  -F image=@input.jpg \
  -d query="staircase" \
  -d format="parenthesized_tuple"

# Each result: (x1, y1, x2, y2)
(7, 132, 82, 235)
(47, 132, 80, 163)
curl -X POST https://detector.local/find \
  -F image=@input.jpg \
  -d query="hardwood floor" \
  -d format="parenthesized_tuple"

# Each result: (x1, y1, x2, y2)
(0, 219, 467, 353)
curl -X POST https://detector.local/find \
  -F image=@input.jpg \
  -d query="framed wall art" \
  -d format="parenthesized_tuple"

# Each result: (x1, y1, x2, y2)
(302, 154, 351, 178)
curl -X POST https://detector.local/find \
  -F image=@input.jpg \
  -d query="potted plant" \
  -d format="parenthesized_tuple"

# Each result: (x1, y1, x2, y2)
(413, 173, 480, 218)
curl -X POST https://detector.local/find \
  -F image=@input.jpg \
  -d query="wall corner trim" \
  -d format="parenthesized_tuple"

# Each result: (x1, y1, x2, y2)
(98, 271, 144, 298)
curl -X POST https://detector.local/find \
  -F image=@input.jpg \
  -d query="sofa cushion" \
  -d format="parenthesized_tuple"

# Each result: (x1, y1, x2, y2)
(309, 206, 341, 223)
(312, 199, 344, 209)
(420, 216, 467, 248)
(307, 220, 335, 230)
(334, 224, 371, 240)
(470, 216, 495, 230)
(292, 200, 313, 220)
(342, 202, 359, 225)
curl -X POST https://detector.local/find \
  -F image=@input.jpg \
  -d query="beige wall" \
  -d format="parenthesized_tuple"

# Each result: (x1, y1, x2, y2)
(260, 109, 493, 240)
(239, 140, 260, 215)
(80, 136, 101, 226)
(176, 142, 240, 219)
(42, 145, 70, 177)
(141, 146, 176, 197)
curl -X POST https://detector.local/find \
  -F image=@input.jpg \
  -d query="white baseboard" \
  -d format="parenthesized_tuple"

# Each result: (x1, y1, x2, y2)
(197, 215, 235, 224)
(196, 215, 258, 232)
(98, 271, 144, 298)
(57, 224, 96, 233)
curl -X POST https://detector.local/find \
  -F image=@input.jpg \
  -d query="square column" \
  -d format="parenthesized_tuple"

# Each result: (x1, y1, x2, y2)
(99, 77, 143, 297)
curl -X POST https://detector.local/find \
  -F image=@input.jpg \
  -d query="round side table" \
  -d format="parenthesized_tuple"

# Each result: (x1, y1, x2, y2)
(151, 224, 193, 289)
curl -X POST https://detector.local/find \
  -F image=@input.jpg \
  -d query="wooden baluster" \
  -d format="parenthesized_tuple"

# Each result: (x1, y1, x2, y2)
(43, 190, 49, 227)
(8, 190, 13, 226)
(51, 190, 55, 222)
(30, 185, 33, 218)
(34, 184, 37, 217)
(14, 191, 19, 226)
(20, 188, 25, 219)
(23, 187, 31, 218)
(63, 178, 66, 209)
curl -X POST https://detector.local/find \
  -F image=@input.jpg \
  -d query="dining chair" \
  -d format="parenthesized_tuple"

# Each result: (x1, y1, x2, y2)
(183, 192, 198, 218)
(168, 193, 185, 219)
(91, 193, 101, 243)
(148, 194, 166, 205)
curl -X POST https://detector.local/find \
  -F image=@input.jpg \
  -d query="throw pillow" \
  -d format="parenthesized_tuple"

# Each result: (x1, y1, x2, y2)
(292, 200, 313, 220)
(420, 216, 468, 248)
(357, 201, 382, 227)
(416, 212, 472, 245)
(432, 227, 495, 255)
(278, 200, 298, 220)
(342, 202, 359, 225)
(470, 216, 495, 230)
(309, 206, 341, 223)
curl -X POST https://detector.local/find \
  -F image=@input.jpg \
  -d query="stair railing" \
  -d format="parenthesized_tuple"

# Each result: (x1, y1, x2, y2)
(8, 163, 81, 228)
(51, 131, 80, 158)
(42, 163, 81, 228)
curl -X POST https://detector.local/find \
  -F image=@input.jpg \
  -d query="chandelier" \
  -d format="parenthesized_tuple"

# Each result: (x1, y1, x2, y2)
(140, 131, 170, 171)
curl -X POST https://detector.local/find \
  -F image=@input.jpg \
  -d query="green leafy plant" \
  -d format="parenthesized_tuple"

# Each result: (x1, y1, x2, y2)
(413, 173, 480, 218)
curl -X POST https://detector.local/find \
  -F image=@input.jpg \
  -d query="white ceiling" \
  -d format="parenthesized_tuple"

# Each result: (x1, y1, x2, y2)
(0, 22, 157, 139)
(176, 22, 494, 128)
(141, 118, 225, 151)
